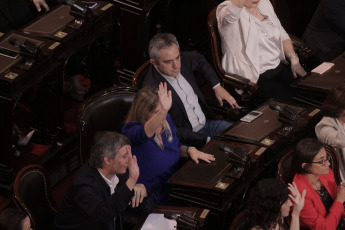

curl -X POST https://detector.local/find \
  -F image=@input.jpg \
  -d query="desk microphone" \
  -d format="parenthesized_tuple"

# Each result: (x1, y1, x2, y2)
(9, 38, 37, 56)
(59, 0, 87, 14)
(269, 101, 283, 112)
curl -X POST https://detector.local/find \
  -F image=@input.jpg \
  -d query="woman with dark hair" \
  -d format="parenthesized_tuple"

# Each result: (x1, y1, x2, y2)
(122, 83, 215, 205)
(0, 207, 32, 230)
(243, 179, 305, 230)
(292, 138, 345, 230)
(315, 83, 345, 181)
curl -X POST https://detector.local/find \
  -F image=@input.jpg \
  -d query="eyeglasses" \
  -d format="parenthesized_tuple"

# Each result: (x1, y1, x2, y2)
(311, 154, 331, 165)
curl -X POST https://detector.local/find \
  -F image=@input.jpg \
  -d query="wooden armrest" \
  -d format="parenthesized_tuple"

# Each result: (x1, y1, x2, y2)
(223, 73, 258, 95)
(246, 82, 258, 94)
(289, 34, 314, 66)
(223, 73, 250, 89)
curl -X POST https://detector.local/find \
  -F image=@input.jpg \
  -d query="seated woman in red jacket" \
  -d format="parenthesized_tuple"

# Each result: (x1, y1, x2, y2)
(292, 138, 345, 230)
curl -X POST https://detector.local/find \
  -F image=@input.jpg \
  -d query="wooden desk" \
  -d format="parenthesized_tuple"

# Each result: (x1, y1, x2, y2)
(167, 99, 321, 229)
(0, 1, 114, 197)
(168, 140, 261, 230)
(292, 54, 345, 108)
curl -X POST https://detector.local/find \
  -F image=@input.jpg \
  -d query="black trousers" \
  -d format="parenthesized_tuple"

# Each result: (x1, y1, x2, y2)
(252, 62, 296, 107)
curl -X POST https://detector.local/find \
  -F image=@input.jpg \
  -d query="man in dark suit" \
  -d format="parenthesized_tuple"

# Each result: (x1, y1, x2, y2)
(142, 33, 238, 148)
(54, 132, 151, 230)
(303, 0, 345, 63)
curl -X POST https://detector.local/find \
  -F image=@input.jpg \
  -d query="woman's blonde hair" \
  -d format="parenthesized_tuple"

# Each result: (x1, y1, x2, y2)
(126, 86, 172, 149)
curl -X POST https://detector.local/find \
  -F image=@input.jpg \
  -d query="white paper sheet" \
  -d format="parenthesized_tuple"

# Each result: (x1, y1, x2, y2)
(141, 213, 176, 230)
(311, 62, 334, 74)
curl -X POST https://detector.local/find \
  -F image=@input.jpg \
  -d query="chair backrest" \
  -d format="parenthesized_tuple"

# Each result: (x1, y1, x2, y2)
(132, 60, 151, 89)
(277, 144, 341, 185)
(78, 86, 137, 163)
(207, 7, 226, 81)
(324, 144, 341, 185)
(13, 164, 58, 230)
(229, 210, 247, 230)
(277, 149, 294, 184)
(207, 7, 254, 96)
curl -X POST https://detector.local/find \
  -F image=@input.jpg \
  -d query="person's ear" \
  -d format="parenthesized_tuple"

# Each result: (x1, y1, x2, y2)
(301, 163, 306, 169)
(150, 59, 158, 68)
(103, 156, 111, 166)
(301, 162, 310, 173)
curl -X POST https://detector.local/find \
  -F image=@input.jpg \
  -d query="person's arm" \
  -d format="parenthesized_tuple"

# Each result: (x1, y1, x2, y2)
(214, 84, 239, 108)
(229, 0, 245, 8)
(184, 51, 238, 108)
(179, 145, 215, 164)
(217, 0, 244, 26)
(144, 82, 172, 138)
(175, 126, 208, 149)
(283, 39, 307, 78)
(315, 118, 345, 148)
(32, 0, 49, 11)
(125, 145, 139, 191)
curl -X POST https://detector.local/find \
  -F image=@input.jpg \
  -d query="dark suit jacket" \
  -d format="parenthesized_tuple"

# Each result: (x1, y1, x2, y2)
(303, 0, 345, 62)
(0, 0, 33, 32)
(54, 164, 150, 230)
(142, 51, 220, 148)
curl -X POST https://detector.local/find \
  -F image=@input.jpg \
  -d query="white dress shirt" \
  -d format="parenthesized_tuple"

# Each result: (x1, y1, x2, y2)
(98, 170, 119, 195)
(158, 70, 206, 132)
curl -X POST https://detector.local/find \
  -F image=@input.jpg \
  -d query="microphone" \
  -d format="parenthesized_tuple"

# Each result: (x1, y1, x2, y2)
(59, 0, 88, 14)
(9, 38, 38, 57)
(164, 211, 178, 220)
(269, 101, 283, 112)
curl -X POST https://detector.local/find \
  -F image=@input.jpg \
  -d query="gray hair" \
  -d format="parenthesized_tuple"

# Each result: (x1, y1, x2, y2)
(148, 33, 180, 62)
(88, 131, 130, 168)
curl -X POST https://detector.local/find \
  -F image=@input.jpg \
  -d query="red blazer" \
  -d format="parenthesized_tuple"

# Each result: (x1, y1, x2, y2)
(293, 169, 345, 230)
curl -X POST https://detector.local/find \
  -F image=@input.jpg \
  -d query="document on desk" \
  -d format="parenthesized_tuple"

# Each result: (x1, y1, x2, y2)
(141, 213, 176, 230)
(311, 62, 334, 74)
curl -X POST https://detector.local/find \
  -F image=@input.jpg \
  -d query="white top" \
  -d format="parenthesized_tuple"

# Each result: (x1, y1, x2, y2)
(159, 70, 206, 132)
(315, 116, 345, 182)
(98, 170, 119, 195)
(217, 0, 289, 83)
(254, 13, 281, 74)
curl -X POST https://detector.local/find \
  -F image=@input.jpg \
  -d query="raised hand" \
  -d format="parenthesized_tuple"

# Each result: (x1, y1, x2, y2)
(335, 182, 345, 204)
(288, 182, 306, 215)
(126, 146, 139, 190)
(158, 82, 172, 113)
